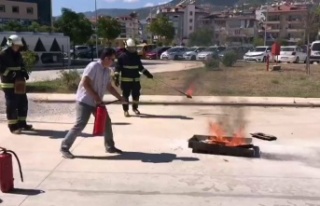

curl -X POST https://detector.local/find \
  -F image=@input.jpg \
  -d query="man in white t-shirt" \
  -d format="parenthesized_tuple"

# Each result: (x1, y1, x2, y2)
(60, 48, 126, 159)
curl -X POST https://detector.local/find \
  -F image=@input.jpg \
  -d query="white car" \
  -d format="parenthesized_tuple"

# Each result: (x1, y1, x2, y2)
(310, 41, 320, 63)
(183, 47, 205, 60)
(243, 46, 271, 62)
(277, 46, 307, 63)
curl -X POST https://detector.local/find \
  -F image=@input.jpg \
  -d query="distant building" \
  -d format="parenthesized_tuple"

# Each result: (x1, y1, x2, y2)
(263, 3, 308, 43)
(0, 0, 52, 26)
(156, 4, 209, 43)
(116, 14, 140, 40)
(201, 10, 258, 45)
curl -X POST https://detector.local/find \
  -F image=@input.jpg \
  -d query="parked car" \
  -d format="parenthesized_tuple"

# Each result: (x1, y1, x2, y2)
(70, 45, 90, 58)
(243, 46, 271, 62)
(145, 46, 171, 59)
(310, 41, 320, 63)
(137, 43, 157, 58)
(277, 46, 307, 63)
(183, 46, 206, 60)
(196, 46, 222, 61)
(160, 46, 188, 60)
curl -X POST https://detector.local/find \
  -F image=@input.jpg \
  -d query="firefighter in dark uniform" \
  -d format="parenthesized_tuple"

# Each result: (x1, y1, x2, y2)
(0, 34, 33, 134)
(114, 38, 153, 117)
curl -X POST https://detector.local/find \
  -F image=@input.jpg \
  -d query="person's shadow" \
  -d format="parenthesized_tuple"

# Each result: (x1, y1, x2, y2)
(137, 113, 193, 120)
(21, 129, 92, 139)
(75, 152, 199, 163)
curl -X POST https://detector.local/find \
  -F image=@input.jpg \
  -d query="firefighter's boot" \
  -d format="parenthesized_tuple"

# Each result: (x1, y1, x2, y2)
(124, 111, 130, 117)
(133, 109, 140, 115)
(19, 121, 33, 131)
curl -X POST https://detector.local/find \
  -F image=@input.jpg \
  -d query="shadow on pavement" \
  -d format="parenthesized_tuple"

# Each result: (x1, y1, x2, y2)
(75, 152, 199, 163)
(21, 129, 92, 139)
(28, 121, 131, 126)
(137, 113, 193, 120)
(0, 198, 2, 203)
(9, 188, 45, 196)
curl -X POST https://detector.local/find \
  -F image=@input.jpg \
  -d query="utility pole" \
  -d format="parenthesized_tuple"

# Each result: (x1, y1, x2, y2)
(264, 7, 268, 46)
(95, 0, 99, 58)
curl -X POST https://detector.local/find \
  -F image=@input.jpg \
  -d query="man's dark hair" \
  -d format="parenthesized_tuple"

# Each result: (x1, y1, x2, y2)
(100, 48, 116, 60)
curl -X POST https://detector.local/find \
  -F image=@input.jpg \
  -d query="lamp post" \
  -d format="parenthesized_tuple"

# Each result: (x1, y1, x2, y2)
(95, 0, 99, 58)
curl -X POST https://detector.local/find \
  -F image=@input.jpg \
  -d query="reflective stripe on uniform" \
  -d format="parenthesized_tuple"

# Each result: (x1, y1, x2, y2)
(18, 117, 26, 121)
(8, 119, 18, 125)
(121, 77, 140, 82)
(0, 83, 14, 88)
(3, 67, 21, 76)
(123, 65, 139, 69)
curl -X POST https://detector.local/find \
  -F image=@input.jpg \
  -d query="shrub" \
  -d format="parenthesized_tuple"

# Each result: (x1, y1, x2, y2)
(203, 57, 220, 70)
(222, 51, 238, 67)
(21, 50, 39, 74)
(59, 70, 81, 90)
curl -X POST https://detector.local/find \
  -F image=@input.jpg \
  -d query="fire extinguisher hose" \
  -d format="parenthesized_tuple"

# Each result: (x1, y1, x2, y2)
(0, 147, 24, 182)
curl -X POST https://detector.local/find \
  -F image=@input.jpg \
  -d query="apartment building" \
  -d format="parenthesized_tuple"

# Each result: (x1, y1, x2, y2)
(116, 14, 140, 40)
(264, 4, 307, 43)
(156, 4, 209, 43)
(0, 0, 52, 26)
(202, 10, 258, 45)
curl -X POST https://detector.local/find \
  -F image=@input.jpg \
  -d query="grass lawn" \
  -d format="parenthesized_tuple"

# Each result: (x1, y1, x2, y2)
(26, 62, 320, 98)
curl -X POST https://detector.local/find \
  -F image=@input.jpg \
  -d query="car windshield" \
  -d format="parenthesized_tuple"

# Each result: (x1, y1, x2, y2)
(151, 48, 161, 52)
(281, 47, 295, 51)
(203, 47, 218, 52)
(254, 47, 267, 52)
(168, 48, 183, 52)
(312, 43, 320, 51)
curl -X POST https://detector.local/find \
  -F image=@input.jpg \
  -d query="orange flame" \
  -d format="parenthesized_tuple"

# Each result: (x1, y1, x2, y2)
(208, 121, 246, 147)
(186, 83, 195, 97)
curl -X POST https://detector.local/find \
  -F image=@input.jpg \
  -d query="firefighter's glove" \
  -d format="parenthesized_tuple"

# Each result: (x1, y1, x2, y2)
(144, 70, 153, 79)
(23, 70, 29, 80)
(113, 73, 120, 87)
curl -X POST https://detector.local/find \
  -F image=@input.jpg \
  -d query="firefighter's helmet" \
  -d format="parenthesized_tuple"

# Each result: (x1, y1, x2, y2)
(125, 38, 136, 53)
(7, 34, 23, 47)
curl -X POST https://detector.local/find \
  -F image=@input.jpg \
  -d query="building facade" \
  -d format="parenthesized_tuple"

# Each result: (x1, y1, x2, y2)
(156, 4, 209, 43)
(116, 14, 140, 40)
(0, 0, 52, 26)
(263, 3, 307, 43)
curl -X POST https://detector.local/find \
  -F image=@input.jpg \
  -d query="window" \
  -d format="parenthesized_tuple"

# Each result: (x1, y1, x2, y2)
(26, 7, 33, 14)
(0, 5, 5, 12)
(189, 11, 193, 15)
(12, 6, 19, 13)
(189, 18, 193, 23)
(189, 26, 192, 30)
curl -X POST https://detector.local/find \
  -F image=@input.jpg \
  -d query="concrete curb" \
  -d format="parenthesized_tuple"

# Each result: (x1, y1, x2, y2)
(27, 93, 320, 108)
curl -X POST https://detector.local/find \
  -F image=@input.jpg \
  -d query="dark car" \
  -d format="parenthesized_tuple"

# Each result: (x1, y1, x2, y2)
(145, 47, 171, 59)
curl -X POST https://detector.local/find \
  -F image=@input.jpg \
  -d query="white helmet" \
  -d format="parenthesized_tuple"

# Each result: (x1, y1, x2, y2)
(7, 34, 23, 47)
(125, 38, 136, 48)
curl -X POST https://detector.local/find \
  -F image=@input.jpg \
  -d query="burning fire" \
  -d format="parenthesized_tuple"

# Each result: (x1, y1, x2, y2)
(208, 121, 246, 147)
(186, 83, 195, 97)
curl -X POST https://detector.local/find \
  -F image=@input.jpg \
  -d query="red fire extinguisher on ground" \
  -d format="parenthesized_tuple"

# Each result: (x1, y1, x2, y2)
(93, 105, 108, 136)
(0, 147, 23, 193)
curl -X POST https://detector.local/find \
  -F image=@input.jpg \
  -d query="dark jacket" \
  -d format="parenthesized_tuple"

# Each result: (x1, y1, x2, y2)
(115, 50, 151, 82)
(0, 47, 28, 89)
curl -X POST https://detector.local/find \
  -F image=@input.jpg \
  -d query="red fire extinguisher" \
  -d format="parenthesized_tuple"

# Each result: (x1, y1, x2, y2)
(93, 105, 108, 136)
(0, 147, 23, 193)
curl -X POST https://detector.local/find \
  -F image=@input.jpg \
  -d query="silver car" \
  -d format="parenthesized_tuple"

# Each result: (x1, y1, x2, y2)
(196, 46, 223, 61)
(160, 46, 188, 60)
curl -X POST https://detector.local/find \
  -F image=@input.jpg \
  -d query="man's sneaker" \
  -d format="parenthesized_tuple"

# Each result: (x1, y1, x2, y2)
(60, 149, 75, 159)
(133, 109, 140, 115)
(124, 111, 130, 117)
(106, 147, 123, 154)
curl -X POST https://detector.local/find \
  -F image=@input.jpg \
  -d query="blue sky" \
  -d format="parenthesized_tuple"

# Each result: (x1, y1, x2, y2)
(53, 0, 170, 16)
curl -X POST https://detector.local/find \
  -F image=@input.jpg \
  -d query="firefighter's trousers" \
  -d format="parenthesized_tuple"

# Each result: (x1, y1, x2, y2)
(121, 81, 141, 111)
(3, 88, 29, 131)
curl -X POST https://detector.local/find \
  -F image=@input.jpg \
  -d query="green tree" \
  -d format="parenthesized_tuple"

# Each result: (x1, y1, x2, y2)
(54, 8, 93, 57)
(28, 22, 52, 32)
(253, 37, 264, 46)
(2, 20, 26, 32)
(188, 29, 214, 46)
(97, 16, 122, 46)
(149, 15, 175, 44)
(21, 50, 38, 74)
